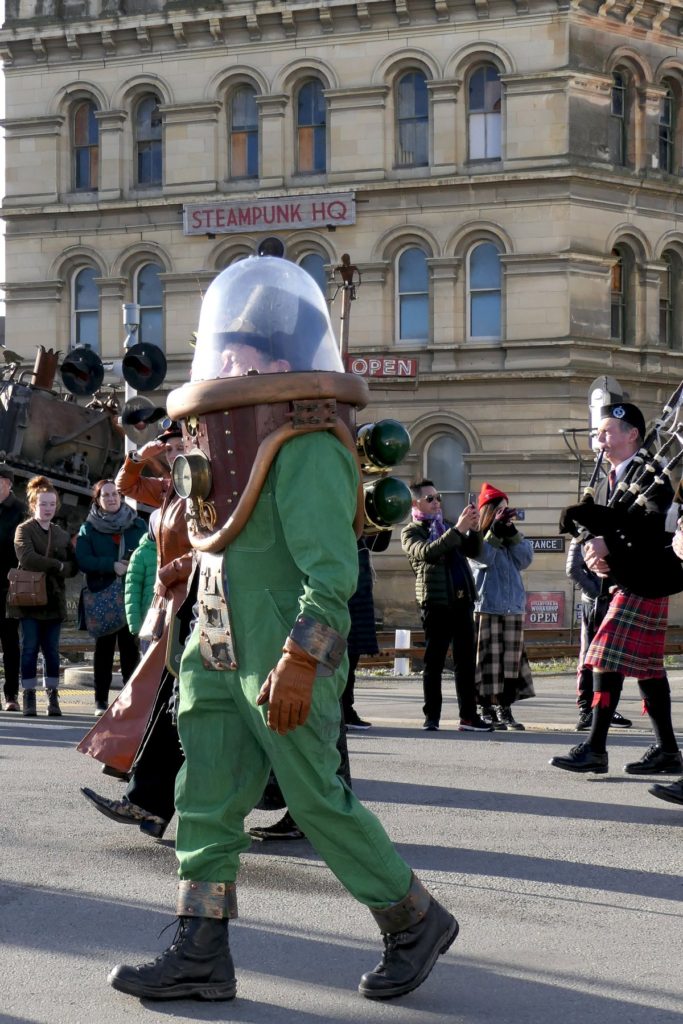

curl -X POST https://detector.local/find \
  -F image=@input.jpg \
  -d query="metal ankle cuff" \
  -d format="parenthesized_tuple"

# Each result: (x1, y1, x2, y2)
(177, 881, 238, 920)
(369, 873, 431, 934)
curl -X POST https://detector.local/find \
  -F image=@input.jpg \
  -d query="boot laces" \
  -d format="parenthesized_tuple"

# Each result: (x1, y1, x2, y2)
(154, 917, 185, 959)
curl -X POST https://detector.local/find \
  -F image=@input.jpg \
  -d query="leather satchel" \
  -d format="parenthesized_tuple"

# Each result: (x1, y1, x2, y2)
(7, 525, 51, 608)
(7, 568, 48, 607)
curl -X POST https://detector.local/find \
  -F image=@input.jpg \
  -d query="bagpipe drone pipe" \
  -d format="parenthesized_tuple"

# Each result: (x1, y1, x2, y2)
(559, 381, 683, 598)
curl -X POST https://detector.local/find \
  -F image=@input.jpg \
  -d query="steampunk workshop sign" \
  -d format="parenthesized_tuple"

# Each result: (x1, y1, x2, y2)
(524, 592, 565, 628)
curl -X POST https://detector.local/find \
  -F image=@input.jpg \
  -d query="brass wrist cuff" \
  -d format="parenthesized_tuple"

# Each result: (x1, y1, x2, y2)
(289, 616, 346, 673)
(369, 873, 431, 934)
(177, 881, 238, 920)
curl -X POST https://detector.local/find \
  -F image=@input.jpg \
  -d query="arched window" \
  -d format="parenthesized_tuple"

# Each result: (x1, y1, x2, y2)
(135, 93, 162, 186)
(660, 249, 683, 349)
(73, 100, 99, 191)
(425, 432, 470, 523)
(468, 64, 501, 161)
(297, 80, 326, 174)
(659, 82, 676, 174)
(610, 246, 634, 344)
(396, 70, 429, 167)
(609, 69, 636, 167)
(72, 267, 100, 352)
(467, 242, 502, 340)
(299, 253, 327, 297)
(134, 262, 163, 348)
(229, 85, 258, 179)
(397, 247, 429, 343)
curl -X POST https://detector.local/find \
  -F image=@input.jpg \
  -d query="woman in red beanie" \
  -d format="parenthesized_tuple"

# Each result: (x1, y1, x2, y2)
(469, 483, 535, 729)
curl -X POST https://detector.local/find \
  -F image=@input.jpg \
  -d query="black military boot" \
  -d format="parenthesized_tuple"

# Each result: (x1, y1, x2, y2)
(108, 882, 237, 1001)
(47, 689, 62, 717)
(359, 874, 458, 1000)
(22, 689, 37, 717)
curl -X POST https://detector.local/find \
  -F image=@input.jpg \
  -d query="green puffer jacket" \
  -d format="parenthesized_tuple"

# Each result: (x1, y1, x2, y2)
(124, 534, 158, 635)
(401, 519, 482, 607)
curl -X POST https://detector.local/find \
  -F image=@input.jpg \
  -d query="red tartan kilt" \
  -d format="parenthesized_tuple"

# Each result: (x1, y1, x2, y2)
(584, 590, 668, 679)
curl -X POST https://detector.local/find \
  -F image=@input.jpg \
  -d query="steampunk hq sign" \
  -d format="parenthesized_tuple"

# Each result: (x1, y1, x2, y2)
(183, 193, 355, 235)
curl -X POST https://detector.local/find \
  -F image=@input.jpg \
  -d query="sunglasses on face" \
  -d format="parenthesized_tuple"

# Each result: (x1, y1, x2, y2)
(423, 493, 442, 503)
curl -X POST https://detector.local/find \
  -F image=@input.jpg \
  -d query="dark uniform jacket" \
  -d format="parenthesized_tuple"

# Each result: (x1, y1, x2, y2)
(401, 519, 482, 607)
(0, 493, 26, 601)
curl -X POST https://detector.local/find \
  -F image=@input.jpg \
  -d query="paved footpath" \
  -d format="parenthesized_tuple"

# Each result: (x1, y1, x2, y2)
(0, 670, 681, 1024)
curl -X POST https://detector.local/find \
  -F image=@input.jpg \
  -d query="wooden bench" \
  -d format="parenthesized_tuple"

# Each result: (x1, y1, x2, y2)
(359, 625, 683, 668)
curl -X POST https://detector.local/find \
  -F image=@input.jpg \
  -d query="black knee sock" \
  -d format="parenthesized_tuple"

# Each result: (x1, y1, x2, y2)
(638, 677, 679, 752)
(588, 672, 623, 754)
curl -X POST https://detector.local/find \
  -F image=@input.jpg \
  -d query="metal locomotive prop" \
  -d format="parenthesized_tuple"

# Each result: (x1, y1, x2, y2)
(0, 346, 124, 529)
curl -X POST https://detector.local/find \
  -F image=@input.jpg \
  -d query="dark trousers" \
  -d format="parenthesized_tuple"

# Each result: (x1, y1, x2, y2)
(126, 671, 185, 822)
(93, 625, 140, 705)
(0, 613, 20, 701)
(341, 650, 360, 719)
(421, 601, 477, 724)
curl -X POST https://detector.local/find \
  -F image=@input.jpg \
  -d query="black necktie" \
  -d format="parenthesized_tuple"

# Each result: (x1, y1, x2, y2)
(608, 470, 616, 497)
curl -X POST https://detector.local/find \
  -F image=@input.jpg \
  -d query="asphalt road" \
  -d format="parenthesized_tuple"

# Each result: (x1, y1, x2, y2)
(1, 671, 681, 1024)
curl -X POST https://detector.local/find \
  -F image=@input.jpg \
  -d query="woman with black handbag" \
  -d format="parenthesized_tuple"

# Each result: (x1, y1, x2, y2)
(76, 479, 146, 715)
(12, 476, 78, 717)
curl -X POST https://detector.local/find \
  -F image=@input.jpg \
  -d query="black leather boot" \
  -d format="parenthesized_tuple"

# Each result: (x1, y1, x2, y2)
(109, 913, 236, 1001)
(359, 874, 458, 1000)
(22, 689, 37, 717)
(649, 776, 683, 806)
(47, 689, 62, 717)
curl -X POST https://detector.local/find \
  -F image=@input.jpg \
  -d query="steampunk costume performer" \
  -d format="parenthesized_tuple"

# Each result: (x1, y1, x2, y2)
(77, 424, 194, 837)
(552, 402, 682, 777)
(108, 255, 457, 1002)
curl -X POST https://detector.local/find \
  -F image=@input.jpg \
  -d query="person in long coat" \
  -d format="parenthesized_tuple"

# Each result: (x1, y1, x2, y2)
(12, 475, 78, 717)
(78, 425, 193, 838)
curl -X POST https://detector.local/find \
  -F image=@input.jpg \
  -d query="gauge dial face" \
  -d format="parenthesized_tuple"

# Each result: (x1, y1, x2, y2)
(172, 451, 212, 500)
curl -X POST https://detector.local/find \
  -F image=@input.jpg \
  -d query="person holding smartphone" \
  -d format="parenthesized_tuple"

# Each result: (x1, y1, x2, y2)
(401, 480, 491, 732)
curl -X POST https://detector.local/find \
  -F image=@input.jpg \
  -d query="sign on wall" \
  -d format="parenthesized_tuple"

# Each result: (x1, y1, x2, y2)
(347, 356, 418, 378)
(183, 193, 355, 235)
(525, 591, 565, 628)
(528, 537, 566, 553)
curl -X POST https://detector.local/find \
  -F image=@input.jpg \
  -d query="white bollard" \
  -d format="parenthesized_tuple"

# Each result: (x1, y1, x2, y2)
(393, 629, 411, 676)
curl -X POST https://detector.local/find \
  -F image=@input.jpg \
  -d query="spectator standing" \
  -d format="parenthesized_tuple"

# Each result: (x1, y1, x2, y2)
(401, 480, 491, 732)
(470, 483, 535, 731)
(76, 479, 146, 715)
(12, 476, 78, 717)
(0, 465, 25, 712)
(124, 509, 159, 653)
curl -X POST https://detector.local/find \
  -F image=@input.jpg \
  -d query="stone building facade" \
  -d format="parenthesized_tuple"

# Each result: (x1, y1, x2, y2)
(2, 0, 683, 624)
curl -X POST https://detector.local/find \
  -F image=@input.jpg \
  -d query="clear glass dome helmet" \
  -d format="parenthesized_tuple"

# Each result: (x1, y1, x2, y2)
(191, 256, 344, 381)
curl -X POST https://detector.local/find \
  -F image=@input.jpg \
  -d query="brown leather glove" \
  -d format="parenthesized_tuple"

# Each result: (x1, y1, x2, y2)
(256, 637, 318, 735)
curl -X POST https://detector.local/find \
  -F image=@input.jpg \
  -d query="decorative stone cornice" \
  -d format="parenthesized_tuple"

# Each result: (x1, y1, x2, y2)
(93, 109, 127, 130)
(324, 86, 389, 111)
(2, 0, 682, 70)
(159, 102, 222, 126)
(1, 114, 64, 137)
(3, 280, 64, 303)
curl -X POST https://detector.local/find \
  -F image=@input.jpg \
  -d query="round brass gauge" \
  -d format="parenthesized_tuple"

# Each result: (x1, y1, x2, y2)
(172, 450, 213, 500)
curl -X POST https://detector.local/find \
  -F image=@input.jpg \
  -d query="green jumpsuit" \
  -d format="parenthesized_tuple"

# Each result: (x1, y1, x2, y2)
(175, 430, 412, 908)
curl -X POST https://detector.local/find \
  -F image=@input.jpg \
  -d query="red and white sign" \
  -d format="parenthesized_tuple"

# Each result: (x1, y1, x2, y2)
(347, 356, 418, 378)
(524, 592, 565, 629)
(183, 193, 355, 235)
